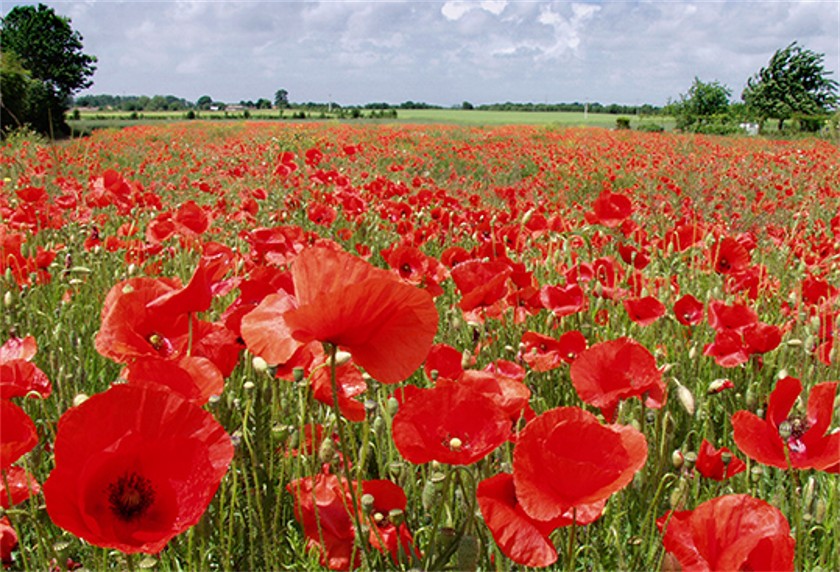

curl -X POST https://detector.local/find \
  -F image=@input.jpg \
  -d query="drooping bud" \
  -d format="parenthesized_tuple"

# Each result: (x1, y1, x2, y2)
(671, 449, 685, 470)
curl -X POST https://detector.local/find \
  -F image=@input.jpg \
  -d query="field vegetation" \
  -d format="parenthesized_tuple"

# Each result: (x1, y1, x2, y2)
(1, 121, 838, 571)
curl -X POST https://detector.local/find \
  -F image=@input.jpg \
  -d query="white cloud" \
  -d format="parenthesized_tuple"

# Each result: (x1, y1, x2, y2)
(3, 0, 836, 106)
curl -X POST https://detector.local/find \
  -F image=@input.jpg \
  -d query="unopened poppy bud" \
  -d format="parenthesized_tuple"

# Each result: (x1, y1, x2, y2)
(127, 263, 137, 276)
(671, 449, 684, 470)
(776, 369, 789, 380)
(292, 366, 305, 383)
(456, 534, 480, 571)
(688, 344, 697, 360)
(137, 556, 157, 569)
(329, 350, 352, 367)
(360, 493, 375, 515)
(388, 508, 405, 527)
(669, 477, 689, 510)
(3, 290, 12, 307)
(683, 451, 697, 468)
(72, 393, 89, 407)
(386, 396, 399, 417)
(318, 438, 336, 465)
(674, 382, 695, 416)
(814, 498, 826, 524)
(388, 461, 404, 482)
(745, 388, 757, 410)
(252, 355, 268, 372)
(707, 378, 734, 395)
(243, 381, 255, 391)
(750, 466, 763, 482)
(461, 350, 472, 370)
(786, 339, 803, 347)
(422, 478, 444, 511)
(372, 416, 384, 434)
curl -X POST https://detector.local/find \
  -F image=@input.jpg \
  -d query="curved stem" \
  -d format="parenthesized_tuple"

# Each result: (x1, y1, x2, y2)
(326, 343, 370, 567)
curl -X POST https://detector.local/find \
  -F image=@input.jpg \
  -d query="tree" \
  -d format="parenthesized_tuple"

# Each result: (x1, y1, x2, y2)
(274, 89, 289, 109)
(668, 77, 731, 132)
(196, 95, 213, 110)
(1, 3, 96, 136)
(742, 42, 838, 131)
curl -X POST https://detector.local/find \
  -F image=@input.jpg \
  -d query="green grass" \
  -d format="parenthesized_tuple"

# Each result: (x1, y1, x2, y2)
(68, 108, 673, 131)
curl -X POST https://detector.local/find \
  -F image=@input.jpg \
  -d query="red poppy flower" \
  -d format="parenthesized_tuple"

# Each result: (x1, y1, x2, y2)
(360, 480, 420, 564)
(95, 277, 190, 362)
(703, 330, 750, 368)
(0, 516, 16, 567)
(0, 335, 51, 400)
(623, 295, 666, 326)
(707, 299, 758, 333)
(244, 246, 438, 384)
(711, 236, 751, 275)
(520, 330, 587, 372)
(145, 257, 215, 316)
(539, 283, 586, 318)
(121, 355, 224, 405)
(695, 439, 746, 481)
(731, 377, 839, 472)
(286, 470, 358, 571)
(0, 465, 40, 508)
(673, 294, 704, 326)
(586, 188, 633, 228)
(381, 242, 447, 297)
(742, 322, 782, 355)
(451, 258, 512, 312)
(569, 337, 666, 421)
(477, 473, 604, 568)
(309, 354, 368, 422)
(512, 406, 647, 521)
(423, 343, 466, 381)
(658, 494, 794, 571)
(0, 400, 38, 470)
(43, 384, 234, 554)
(391, 382, 512, 466)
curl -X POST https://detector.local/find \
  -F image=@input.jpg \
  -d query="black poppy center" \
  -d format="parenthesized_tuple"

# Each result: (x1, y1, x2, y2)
(107, 472, 156, 522)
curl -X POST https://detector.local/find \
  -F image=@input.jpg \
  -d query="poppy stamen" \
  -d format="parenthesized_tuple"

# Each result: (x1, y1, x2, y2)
(148, 333, 164, 351)
(107, 472, 156, 522)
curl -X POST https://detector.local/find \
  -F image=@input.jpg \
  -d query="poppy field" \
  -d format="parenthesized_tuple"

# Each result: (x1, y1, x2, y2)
(1, 121, 838, 571)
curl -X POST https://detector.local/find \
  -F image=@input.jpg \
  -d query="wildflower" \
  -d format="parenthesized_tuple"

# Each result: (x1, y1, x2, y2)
(731, 377, 839, 472)
(43, 384, 233, 554)
(658, 494, 794, 570)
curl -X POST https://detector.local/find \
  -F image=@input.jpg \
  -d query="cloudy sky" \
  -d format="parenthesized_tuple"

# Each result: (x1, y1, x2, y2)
(4, 1, 839, 107)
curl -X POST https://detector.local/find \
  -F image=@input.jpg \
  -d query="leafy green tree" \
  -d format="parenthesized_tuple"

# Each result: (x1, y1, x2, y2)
(742, 42, 838, 131)
(196, 95, 213, 110)
(1, 3, 96, 136)
(669, 77, 731, 132)
(274, 89, 289, 109)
